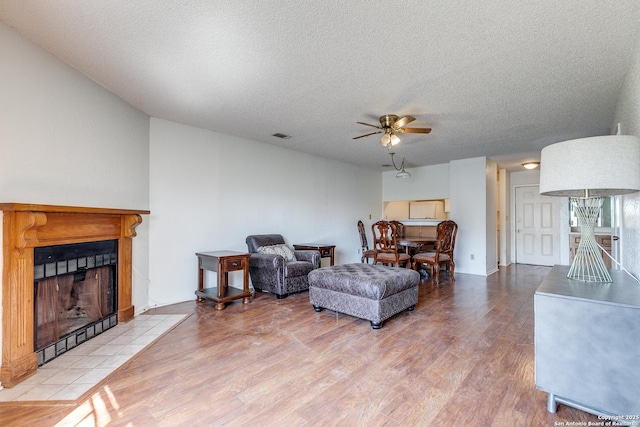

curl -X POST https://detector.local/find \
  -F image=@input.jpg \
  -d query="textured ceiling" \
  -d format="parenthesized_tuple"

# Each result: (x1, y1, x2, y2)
(1, 1, 639, 171)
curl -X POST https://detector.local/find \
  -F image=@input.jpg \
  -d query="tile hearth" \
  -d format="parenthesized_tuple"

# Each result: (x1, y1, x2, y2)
(0, 314, 187, 403)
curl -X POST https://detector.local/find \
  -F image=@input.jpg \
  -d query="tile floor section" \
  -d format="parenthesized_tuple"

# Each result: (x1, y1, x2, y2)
(0, 314, 187, 403)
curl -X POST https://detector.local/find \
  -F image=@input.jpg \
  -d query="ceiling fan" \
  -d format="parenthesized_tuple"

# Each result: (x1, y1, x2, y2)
(353, 114, 432, 148)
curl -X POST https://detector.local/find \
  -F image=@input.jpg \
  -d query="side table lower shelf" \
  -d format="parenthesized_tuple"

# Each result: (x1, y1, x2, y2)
(195, 287, 251, 309)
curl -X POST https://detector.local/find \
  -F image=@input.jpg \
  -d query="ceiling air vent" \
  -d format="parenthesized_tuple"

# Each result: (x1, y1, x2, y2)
(272, 133, 291, 139)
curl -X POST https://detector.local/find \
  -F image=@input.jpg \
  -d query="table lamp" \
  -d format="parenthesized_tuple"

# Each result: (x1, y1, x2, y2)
(539, 133, 640, 282)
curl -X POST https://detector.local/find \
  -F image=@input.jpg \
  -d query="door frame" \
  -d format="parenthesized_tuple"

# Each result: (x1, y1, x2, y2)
(610, 195, 622, 266)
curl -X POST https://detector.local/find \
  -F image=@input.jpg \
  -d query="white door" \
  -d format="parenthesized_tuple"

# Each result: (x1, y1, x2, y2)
(515, 185, 561, 266)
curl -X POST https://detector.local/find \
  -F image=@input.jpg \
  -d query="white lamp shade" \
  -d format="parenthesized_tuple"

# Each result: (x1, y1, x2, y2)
(539, 135, 640, 197)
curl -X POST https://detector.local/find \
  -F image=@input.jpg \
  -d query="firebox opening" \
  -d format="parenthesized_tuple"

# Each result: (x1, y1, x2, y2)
(34, 240, 118, 366)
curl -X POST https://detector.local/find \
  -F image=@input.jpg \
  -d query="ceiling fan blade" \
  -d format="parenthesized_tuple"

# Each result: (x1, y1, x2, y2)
(392, 115, 415, 129)
(397, 127, 432, 134)
(353, 130, 383, 139)
(357, 121, 382, 129)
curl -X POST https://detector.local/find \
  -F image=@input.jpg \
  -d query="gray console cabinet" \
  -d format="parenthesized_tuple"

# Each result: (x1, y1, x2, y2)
(535, 265, 640, 417)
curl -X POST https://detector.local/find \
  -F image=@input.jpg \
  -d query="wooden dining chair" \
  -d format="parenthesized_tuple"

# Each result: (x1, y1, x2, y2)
(388, 220, 405, 251)
(357, 220, 375, 263)
(413, 220, 458, 283)
(371, 220, 411, 268)
(389, 220, 405, 240)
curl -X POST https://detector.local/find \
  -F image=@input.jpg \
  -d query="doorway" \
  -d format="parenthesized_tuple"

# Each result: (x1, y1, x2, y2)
(515, 185, 562, 266)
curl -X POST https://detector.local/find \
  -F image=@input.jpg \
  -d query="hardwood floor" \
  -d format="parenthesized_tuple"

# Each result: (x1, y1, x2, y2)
(0, 264, 603, 426)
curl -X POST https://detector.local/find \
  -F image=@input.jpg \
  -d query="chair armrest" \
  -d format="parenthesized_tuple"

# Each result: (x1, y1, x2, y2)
(249, 253, 285, 270)
(294, 250, 321, 268)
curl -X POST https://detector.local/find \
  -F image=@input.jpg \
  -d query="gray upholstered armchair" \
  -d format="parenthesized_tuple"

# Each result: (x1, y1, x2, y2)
(245, 234, 321, 299)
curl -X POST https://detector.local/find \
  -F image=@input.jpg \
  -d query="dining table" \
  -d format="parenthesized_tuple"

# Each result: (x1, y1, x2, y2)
(397, 236, 437, 255)
(397, 236, 437, 276)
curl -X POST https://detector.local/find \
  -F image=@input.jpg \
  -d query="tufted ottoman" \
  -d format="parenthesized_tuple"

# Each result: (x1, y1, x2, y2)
(308, 263, 420, 329)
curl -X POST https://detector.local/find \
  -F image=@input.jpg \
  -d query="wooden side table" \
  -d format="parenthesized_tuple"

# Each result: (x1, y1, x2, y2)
(293, 243, 336, 266)
(195, 251, 251, 310)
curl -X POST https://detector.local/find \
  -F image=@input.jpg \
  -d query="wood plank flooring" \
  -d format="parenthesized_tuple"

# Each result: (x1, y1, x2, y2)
(0, 264, 604, 426)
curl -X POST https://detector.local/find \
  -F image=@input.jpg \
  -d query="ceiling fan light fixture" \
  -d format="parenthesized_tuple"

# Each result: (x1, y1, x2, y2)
(380, 131, 391, 147)
(380, 129, 398, 147)
(354, 114, 431, 145)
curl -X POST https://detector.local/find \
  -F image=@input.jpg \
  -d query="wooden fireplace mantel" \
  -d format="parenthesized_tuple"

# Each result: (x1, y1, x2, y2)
(1, 203, 150, 388)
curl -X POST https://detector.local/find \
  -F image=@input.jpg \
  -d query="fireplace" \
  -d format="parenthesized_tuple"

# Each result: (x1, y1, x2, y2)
(33, 240, 118, 365)
(1, 203, 149, 388)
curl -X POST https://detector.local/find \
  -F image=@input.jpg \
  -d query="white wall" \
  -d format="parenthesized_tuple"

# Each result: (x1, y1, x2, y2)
(0, 22, 151, 367)
(148, 118, 381, 307)
(382, 163, 449, 201)
(498, 169, 511, 266)
(613, 32, 640, 279)
(0, 24, 150, 209)
(382, 156, 498, 276)
(485, 159, 499, 274)
(449, 157, 496, 276)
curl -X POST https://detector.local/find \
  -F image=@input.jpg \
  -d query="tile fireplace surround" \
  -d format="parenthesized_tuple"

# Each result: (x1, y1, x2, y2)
(0, 203, 150, 389)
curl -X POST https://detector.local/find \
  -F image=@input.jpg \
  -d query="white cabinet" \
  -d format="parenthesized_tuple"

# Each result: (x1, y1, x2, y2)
(535, 266, 640, 416)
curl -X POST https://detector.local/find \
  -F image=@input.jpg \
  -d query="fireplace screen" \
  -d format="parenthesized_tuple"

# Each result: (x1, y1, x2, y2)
(34, 240, 118, 365)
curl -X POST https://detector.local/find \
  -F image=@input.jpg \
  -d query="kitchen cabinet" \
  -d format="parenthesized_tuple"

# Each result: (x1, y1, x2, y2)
(569, 233, 612, 269)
